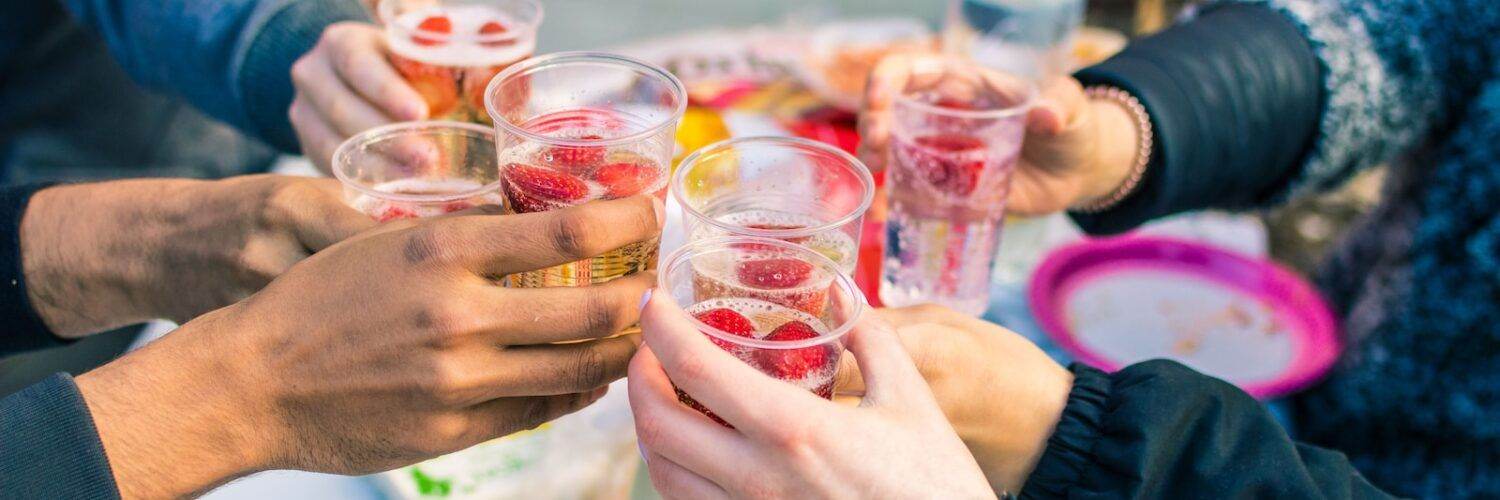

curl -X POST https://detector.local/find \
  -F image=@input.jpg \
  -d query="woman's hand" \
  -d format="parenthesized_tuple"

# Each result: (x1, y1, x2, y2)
(857, 52, 1141, 215)
(629, 292, 995, 499)
(290, 22, 428, 172)
(835, 305, 1074, 493)
(21, 175, 375, 336)
(76, 196, 663, 498)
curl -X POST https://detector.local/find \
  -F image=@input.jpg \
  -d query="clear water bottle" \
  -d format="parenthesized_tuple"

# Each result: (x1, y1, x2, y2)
(943, 0, 1086, 79)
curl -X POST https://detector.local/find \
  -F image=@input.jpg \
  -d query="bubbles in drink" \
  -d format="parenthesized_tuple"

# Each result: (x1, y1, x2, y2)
(349, 178, 502, 222)
(693, 210, 860, 273)
(688, 245, 837, 317)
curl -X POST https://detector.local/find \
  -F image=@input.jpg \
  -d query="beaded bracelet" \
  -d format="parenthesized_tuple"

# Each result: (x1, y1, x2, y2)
(1071, 85, 1153, 213)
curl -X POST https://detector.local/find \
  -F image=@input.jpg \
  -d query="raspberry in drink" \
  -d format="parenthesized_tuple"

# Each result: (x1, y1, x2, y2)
(349, 178, 504, 222)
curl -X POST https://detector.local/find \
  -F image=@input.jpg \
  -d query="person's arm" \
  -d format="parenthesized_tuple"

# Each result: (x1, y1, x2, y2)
(1021, 361, 1394, 499)
(61, 0, 369, 151)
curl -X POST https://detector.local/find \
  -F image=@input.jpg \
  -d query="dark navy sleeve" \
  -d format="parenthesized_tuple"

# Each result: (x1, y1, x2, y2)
(0, 374, 120, 499)
(1068, 3, 1322, 234)
(1020, 361, 1393, 499)
(0, 183, 69, 355)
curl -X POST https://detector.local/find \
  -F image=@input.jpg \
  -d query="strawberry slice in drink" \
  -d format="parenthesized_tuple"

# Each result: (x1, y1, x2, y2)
(679, 306, 759, 428)
(375, 204, 419, 222)
(754, 320, 832, 384)
(898, 134, 991, 196)
(537, 136, 606, 175)
(501, 163, 591, 213)
(593, 161, 660, 198)
(478, 20, 517, 47)
(736, 258, 813, 289)
(693, 307, 756, 352)
(411, 15, 452, 46)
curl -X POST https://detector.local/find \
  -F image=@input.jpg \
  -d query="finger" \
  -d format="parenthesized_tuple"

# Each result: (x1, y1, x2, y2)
(295, 48, 400, 136)
(644, 450, 730, 500)
(464, 388, 607, 442)
(1032, 76, 1088, 134)
(329, 24, 428, 120)
(289, 97, 346, 173)
(864, 52, 919, 113)
(855, 111, 890, 172)
(467, 335, 639, 399)
(639, 291, 827, 438)
(285, 179, 380, 251)
(427, 196, 664, 275)
(482, 271, 654, 345)
(629, 347, 748, 483)
(842, 315, 925, 405)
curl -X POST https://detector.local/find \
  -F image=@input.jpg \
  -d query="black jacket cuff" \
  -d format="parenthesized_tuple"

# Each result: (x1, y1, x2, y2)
(0, 183, 67, 353)
(0, 374, 120, 499)
(1019, 363, 1112, 498)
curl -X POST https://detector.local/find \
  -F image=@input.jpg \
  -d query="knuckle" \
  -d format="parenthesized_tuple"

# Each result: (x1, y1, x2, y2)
(579, 290, 621, 336)
(417, 301, 480, 344)
(422, 414, 470, 448)
(402, 226, 456, 265)
(290, 58, 315, 86)
(569, 344, 609, 391)
(549, 213, 600, 259)
(672, 356, 712, 386)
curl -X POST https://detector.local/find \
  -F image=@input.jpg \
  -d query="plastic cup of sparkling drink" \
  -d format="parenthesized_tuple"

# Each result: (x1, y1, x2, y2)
(485, 52, 686, 287)
(673, 136, 875, 275)
(878, 59, 1034, 316)
(333, 121, 503, 221)
(659, 236, 865, 427)
(378, 0, 542, 124)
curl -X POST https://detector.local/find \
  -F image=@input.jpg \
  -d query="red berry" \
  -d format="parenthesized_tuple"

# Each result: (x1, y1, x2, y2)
(900, 134, 991, 196)
(694, 307, 756, 352)
(755, 321, 830, 379)
(412, 15, 452, 46)
(375, 205, 419, 222)
(502, 163, 590, 213)
(736, 258, 813, 289)
(593, 161, 659, 198)
(478, 20, 516, 47)
(539, 135, 606, 174)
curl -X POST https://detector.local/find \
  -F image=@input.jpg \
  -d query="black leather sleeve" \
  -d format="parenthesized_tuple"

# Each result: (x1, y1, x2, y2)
(1069, 3, 1322, 234)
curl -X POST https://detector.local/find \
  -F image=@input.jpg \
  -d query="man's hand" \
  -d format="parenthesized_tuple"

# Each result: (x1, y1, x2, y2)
(75, 196, 664, 499)
(630, 293, 994, 499)
(20, 175, 374, 337)
(290, 22, 428, 173)
(834, 305, 1074, 493)
(858, 53, 1140, 215)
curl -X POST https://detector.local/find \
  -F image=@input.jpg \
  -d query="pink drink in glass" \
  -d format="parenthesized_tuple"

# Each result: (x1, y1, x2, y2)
(485, 52, 686, 287)
(334, 121, 503, 221)
(380, 0, 541, 125)
(660, 237, 864, 427)
(879, 64, 1034, 316)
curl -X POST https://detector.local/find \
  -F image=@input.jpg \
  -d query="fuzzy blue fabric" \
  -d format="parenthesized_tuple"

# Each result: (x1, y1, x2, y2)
(1238, 0, 1500, 497)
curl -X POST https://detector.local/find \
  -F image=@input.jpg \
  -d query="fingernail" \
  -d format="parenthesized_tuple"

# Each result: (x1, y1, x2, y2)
(638, 288, 654, 312)
(637, 442, 650, 463)
(651, 198, 666, 230)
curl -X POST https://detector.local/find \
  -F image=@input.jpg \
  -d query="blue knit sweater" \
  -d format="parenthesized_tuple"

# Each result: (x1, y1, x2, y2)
(1078, 1, 1500, 496)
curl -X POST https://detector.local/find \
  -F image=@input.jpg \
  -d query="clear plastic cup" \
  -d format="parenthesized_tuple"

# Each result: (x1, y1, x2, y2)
(658, 236, 865, 426)
(879, 59, 1035, 316)
(485, 52, 686, 287)
(673, 136, 875, 275)
(333, 121, 503, 221)
(379, 0, 542, 124)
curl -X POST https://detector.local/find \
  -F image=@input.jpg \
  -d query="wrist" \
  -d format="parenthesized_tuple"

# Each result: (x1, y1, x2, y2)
(21, 181, 194, 336)
(962, 362, 1073, 493)
(1074, 93, 1149, 212)
(76, 306, 277, 498)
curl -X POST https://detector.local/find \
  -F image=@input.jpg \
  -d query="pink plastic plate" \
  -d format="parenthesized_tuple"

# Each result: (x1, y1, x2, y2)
(1029, 236, 1341, 399)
